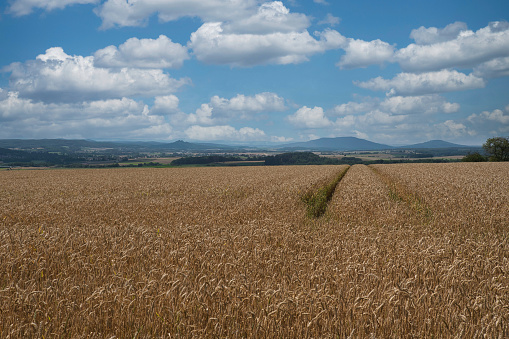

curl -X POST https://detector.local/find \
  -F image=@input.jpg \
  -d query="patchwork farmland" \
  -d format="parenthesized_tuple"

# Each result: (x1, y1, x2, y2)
(1, 163, 508, 337)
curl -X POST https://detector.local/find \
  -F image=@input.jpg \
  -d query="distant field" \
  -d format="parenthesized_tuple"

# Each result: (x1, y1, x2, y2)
(119, 157, 181, 165)
(1, 163, 508, 337)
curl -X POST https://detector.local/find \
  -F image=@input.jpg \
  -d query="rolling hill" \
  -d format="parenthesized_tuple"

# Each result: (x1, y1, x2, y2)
(279, 137, 394, 151)
(401, 140, 469, 149)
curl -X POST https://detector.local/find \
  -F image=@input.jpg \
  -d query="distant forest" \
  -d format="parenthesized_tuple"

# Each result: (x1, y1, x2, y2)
(1, 147, 461, 168)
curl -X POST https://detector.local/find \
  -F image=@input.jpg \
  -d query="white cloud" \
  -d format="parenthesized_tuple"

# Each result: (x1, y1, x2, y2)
(94, 35, 189, 69)
(0, 92, 174, 139)
(331, 100, 377, 116)
(356, 70, 486, 96)
(333, 95, 459, 117)
(95, 0, 258, 29)
(185, 1, 343, 67)
(435, 120, 472, 137)
(5, 47, 190, 103)
(287, 106, 332, 128)
(7, 0, 99, 16)
(464, 105, 509, 141)
(208, 92, 287, 118)
(334, 114, 356, 128)
(410, 21, 468, 45)
(395, 21, 509, 72)
(0, 91, 52, 122)
(288, 95, 460, 141)
(313, 0, 328, 4)
(185, 125, 266, 141)
(189, 22, 345, 67)
(473, 56, 509, 78)
(323, 93, 471, 144)
(166, 92, 287, 127)
(271, 135, 293, 142)
(318, 13, 340, 26)
(330, 103, 509, 146)
(356, 110, 406, 125)
(469, 106, 509, 125)
(225, 1, 310, 34)
(483, 109, 509, 124)
(152, 95, 180, 114)
(379, 95, 460, 115)
(353, 130, 369, 140)
(186, 104, 215, 125)
(337, 38, 395, 69)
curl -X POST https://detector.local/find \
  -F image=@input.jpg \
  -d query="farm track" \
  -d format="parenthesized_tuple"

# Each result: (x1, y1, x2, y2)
(369, 165, 434, 224)
(1, 164, 508, 338)
(302, 165, 350, 218)
(328, 164, 424, 227)
(371, 162, 509, 232)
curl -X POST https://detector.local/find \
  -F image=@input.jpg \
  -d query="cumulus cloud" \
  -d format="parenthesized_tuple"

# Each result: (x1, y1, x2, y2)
(355, 110, 407, 125)
(208, 92, 287, 118)
(331, 110, 461, 145)
(95, 0, 258, 29)
(435, 120, 472, 138)
(0, 91, 174, 139)
(318, 13, 340, 26)
(379, 95, 460, 115)
(468, 105, 509, 125)
(225, 1, 310, 34)
(94, 35, 189, 69)
(334, 95, 458, 116)
(337, 38, 395, 69)
(288, 94, 461, 142)
(289, 93, 467, 144)
(7, 0, 99, 16)
(185, 125, 266, 141)
(330, 100, 508, 145)
(331, 99, 378, 116)
(271, 135, 293, 142)
(482, 108, 509, 124)
(287, 106, 332, 128)
(356, 70, 485, 96)
(152, 95, 180, 114)
(186, 1, 344, 66)
(464, 105, 509, 139)
(180, 92, 287, 125)
(395, 21, 509, 72)
(189, 23, 345, 66)
(186, 104, 215, 125)
(410, 21, 468, 45)
(473, 56, 509, 78)
(4, 47, 190, 103)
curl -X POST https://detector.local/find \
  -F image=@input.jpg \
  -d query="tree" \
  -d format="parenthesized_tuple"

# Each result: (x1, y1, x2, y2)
(483, 137, 509, 161)
(461, 152, 486, 162)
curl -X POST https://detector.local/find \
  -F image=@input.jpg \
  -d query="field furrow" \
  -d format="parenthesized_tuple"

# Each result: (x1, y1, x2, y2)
(371, 162, 509, 232)
(1, 163, 508, 338)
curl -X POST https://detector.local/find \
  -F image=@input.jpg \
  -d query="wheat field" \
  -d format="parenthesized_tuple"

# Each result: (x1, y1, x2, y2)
(0, 163, 508, 338)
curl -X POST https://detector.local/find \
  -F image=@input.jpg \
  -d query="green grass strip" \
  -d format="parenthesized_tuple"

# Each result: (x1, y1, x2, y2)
(302, 166, 350, 218)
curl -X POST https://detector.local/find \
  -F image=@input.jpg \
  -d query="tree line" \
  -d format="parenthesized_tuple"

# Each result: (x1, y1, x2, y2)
(462, 137, 509, 162)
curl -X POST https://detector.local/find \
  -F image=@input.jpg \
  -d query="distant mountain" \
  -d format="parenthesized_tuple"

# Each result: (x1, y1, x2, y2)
(401, 140, 470, 149)
(279, 137, 394, 151)
(0, 139, 238, 152)
(0, 139, 117, 151)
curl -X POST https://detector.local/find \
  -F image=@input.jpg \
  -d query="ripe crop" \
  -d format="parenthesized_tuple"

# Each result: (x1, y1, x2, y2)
(0, 163, 508, 337)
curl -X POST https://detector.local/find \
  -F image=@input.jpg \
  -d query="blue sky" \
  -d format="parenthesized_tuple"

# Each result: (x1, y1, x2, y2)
(1, 0, 508, 145)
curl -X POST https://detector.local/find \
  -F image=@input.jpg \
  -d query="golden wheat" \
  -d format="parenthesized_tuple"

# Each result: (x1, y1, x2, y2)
(0, 163, 508, 338)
